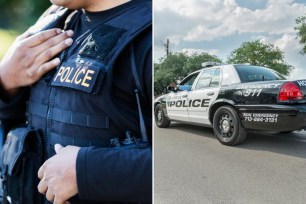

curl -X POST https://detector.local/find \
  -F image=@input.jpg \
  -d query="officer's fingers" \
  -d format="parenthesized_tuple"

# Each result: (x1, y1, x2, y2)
(23, 29, 62, 47)
(37, 165, 45, 179)
(64, 201, 70, 204)
(54, 196, 65, 204)
(25, 58, 59, 83)
(46, 189, 55, 202)
(37, 179, 48, 194)
(33, 30, 74, 56)
(34, 58, 61, 77)
(17, 30, 32, 41)
(19, 25, 41, 40)
(55, 144, 64, 154)
(34, 38, 73, 66)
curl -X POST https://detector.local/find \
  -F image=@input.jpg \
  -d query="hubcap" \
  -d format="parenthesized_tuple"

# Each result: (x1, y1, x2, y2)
(218, 113, 234, 138)
(221, 119, 230, 133)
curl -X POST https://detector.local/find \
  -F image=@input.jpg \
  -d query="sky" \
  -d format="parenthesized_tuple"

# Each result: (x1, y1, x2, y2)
(154, 0, 306, 79)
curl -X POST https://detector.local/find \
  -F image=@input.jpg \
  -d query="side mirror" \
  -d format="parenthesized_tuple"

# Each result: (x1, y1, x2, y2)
(167, 82, 178, 92)
(167, 86, 176, 92)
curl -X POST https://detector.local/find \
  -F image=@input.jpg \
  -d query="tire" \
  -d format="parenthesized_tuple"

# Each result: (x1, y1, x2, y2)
(154, 104, 171, 128)
(213, 105, 247, 146)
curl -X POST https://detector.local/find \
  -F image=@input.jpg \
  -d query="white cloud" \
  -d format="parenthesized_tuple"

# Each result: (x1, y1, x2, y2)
(256, 36, 270, 44)
(274, 35, 306, 79)
(154, 0, 306, 78)
(153, 45, 166, 62)
(274, 34, 296, 50)
(154, 0, 306, 43)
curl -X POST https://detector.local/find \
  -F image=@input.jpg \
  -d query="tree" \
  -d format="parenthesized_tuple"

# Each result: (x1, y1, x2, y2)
(0, 0, 51, 31)
(154, 52, 222, 96)
(295, 14, 306, 55)
(154, 53, 187, 96)
(187, 52, 222, 74)
(227, 40, 293, 76)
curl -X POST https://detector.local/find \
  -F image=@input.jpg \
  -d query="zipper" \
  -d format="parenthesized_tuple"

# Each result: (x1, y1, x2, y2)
(42, 10, 78, 158)
(45, 49, 67, 158)
(45, 87, 55, 159)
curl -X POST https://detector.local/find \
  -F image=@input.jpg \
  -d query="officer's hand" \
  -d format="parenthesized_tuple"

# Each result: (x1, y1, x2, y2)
(38, 144, 80, 204)
(0, 28, 74, 96)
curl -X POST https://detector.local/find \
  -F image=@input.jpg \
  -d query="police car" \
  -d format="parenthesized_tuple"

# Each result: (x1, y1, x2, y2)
(154, 63, 306, 145)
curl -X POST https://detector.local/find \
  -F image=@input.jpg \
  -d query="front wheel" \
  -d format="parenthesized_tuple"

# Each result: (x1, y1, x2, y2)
(154, 104, 171, 128)
(213, 105, 247, 146)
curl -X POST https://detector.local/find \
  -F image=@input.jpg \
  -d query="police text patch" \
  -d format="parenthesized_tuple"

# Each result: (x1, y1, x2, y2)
(51, 64, 101, 93)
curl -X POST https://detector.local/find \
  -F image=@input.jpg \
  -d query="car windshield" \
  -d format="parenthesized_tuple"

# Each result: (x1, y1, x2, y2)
(234, 65, 286, 83)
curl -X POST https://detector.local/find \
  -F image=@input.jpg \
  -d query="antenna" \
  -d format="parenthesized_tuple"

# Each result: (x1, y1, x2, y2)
(130, 44, 149, 142)
(134, 89, 148, 142)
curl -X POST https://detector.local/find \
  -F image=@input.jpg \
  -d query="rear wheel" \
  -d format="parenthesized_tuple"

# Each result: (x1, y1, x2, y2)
(213, 105, 247, 146)
(155, 104, 171, 128)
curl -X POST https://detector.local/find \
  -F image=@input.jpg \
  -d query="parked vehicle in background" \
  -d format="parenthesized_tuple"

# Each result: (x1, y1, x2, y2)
(154, 63, 306, 145)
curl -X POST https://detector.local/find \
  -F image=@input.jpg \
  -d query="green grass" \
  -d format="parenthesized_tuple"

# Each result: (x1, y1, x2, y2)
(0, 29, 19, 59)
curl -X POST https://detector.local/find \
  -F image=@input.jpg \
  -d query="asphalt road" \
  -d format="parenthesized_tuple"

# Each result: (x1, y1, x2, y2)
(154, 123, 306, 204)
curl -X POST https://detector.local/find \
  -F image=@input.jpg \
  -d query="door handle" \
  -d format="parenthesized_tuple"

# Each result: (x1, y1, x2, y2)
(207, 92, 214, 96)
(182, 94, 188, 98)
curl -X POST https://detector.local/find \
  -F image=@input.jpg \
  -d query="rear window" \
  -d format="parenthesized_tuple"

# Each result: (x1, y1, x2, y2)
(235, 65, 285, 83)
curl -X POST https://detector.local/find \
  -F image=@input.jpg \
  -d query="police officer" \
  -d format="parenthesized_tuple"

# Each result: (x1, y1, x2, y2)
(0, 0, 152, 203)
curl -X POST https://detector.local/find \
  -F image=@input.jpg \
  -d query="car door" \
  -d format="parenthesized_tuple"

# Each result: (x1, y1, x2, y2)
(187, 68, 221, 124)
(166, 72, 200, 121)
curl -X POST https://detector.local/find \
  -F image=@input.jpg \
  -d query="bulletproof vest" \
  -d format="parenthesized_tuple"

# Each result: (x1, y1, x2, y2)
(27, 2, 152, 158)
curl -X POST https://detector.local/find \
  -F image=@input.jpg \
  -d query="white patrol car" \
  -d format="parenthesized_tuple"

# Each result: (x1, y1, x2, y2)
(154, 63, 306, 145)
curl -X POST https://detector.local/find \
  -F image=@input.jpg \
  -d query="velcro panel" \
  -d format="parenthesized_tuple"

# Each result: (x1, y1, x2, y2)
(79, 24, 126, 62)
(28, 102, 109, 129)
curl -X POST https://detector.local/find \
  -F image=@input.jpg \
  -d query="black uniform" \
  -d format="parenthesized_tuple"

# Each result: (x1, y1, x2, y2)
(0, 0, 152, 203)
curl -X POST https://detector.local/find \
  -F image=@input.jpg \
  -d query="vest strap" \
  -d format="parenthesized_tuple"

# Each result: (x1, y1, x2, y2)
(49, 132, 110, 147)
(28, 103, 109, 129)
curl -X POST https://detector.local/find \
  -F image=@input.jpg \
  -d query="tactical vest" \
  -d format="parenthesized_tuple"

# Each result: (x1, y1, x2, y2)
(27, 1, 152, 159)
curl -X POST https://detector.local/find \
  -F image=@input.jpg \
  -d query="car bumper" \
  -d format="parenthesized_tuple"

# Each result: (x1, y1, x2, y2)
(237, 104, 306, 132)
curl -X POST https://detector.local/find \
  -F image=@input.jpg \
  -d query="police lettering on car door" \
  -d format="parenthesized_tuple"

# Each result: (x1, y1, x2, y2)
(167, 98, 210, 108)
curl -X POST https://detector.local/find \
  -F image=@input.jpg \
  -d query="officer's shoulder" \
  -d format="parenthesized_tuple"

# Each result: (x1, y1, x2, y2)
(38, 5, 66, 21)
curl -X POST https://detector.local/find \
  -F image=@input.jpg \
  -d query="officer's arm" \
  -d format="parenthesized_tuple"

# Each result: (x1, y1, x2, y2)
(0, 29, 73, 137)
(0, 87, 29, 134)
(76, 147, 152, 202)
(76, 30, 152, 203)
